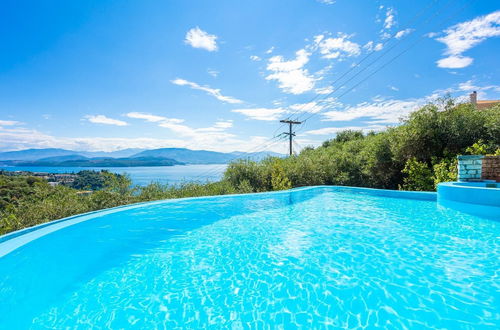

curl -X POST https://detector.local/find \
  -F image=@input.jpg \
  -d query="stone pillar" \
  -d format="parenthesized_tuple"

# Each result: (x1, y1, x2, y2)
(470, 91, 477, 105)
(457, 155, 484, 182)
(481, 156, 500, 182)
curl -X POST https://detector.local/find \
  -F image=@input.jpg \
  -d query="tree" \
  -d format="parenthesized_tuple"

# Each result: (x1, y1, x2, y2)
(270, 161, 291, 191)
(400, 158, 434, 191)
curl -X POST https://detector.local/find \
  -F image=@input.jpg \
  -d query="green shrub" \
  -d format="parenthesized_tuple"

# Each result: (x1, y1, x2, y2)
(432, 158, 458, 188)
(400, 158, 434, 191)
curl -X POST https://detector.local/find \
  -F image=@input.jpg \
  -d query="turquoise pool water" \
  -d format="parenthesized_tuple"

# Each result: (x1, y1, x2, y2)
(0, 186, 498, 328)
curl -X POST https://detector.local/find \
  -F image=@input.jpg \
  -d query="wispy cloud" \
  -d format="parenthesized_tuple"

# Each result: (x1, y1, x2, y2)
(317, 0, 335, 4)
(85, 115, 128, 126)
(363, 41, 383, 52)
(125, 112, 184, 124)
(0, 123, 279, 153)
(265, 49, 315, 94)
(305, 125, 385, 136)
(321, 99, 422, 124)
(0, 120, 21, 126)
(171, 78, 243, 104)
(250, 55, 261, 61)
(395, 28, 413, 39)
(434, 10, 500, 69)
(185, 27, 218, 51)
(313, 34, 361, 59)
(383, 7, 396, 30)
(207, 69, 219, 77)
(315, 86, 334, 95)
(232, 108, 287, 121)
(127, 111, 233, 138)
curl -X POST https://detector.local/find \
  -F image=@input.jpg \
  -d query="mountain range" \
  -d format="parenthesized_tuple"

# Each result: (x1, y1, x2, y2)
(0, 148, 283, 167)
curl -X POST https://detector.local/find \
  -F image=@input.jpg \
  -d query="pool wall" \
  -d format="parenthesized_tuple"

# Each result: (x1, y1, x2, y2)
(437, 181, 500, 218)
(457, 154, 500, 182)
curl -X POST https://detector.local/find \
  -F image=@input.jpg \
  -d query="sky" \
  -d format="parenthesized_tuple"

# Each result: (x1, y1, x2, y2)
(0, 0, 499, 153)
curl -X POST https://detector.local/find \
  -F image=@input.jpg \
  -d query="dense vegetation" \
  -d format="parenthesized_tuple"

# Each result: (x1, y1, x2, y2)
(0, 100, 498, 234)
(225, 100, 499, 192)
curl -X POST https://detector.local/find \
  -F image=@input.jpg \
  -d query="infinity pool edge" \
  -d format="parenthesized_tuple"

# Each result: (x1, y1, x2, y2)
(0, 186, 436, 257)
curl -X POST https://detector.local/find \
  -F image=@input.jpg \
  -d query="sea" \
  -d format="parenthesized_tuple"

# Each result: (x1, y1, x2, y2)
(0, 164, 227, 186)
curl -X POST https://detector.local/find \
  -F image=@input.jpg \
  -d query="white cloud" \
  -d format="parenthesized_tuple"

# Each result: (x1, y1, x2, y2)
(384, 8, 396, 29)
(363, 41, 383, 52)
(315, 86, 334, 94)
(265, 46, 275, 54)
(125, 112, 184, 124)
(321, 99, 422, 124)
(313, 34, 361, 59)
(0, 120, 21, 126)
(127, 111, 234, 139)
(457, 80, 500, 98)
(437, 56, 474, 69)
(389, 85, 399, 91)
(207, 69, 219, 77)
(265, 49, 315, 94)
(305, 125, 385, 136)
(184, 27, 218, 52)
(374, 43, 384, 51)
(435, 10, 500, 69)
(232, 108, 287, 121)
(317, 0, 335, 4)
(171, 78, 243, 104)
(250, 55, 261, 61)
(233, 98, 339, 121)
(395, 28, 413, 39)
(213, 120, 233, 129)
(290, 98, 339, 114)
(85, 115, 128, 126)
(0, 123, 282, 153)
(290, 102, 324, 114)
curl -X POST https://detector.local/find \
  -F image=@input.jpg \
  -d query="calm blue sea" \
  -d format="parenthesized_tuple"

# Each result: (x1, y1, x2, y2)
(0, 164, 227, 186)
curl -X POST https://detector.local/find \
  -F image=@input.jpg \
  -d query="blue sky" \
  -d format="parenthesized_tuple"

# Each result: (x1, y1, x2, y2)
(0, 0, 499, 153)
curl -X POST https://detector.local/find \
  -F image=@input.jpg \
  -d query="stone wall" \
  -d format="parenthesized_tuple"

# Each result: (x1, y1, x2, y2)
(482, 156, 500, 182)
(457, 155, 484, 182)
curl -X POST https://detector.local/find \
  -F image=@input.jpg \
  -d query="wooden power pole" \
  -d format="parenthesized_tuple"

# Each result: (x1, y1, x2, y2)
(280, 119, 302, 156)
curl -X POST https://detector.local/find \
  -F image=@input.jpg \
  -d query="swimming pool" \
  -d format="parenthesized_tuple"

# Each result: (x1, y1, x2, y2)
(0, 186, 498, 328)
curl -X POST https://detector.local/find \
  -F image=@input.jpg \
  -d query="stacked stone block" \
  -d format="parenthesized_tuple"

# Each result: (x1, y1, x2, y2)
(457, 155, 484, 182)
(481, 156, 500, 182)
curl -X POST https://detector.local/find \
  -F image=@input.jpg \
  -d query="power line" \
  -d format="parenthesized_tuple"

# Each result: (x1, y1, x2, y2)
(279, 119, 302, 156)
(189, 135, 289, 182)
(281, 0, 444, 123)
(294, 0, 474, 135)
(175, 0, 471, 184)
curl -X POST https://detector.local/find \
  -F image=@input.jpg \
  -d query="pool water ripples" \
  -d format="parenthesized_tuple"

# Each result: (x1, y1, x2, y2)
(0, 187, 498, 328)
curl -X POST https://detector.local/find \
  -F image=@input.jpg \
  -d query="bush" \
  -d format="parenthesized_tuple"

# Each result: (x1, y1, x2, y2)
(400, 158, 434, 191)
(1, 100, 498, 235)
(433, 158, 458, 188)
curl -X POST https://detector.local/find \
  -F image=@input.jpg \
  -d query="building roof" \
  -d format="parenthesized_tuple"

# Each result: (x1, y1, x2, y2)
(476, 100, 500, 110)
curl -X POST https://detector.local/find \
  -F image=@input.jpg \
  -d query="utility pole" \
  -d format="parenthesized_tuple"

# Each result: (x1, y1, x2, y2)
(280, 119, 302, 156)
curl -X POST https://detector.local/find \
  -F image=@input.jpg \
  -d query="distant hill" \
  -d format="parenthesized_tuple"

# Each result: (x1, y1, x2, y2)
(0, 148, 77, 161)
(132, 148, 234, 164)
(80, 148, 146, 158)
(37, 154, 89, 162)
(131, 148, 283, 164)
(0, 148, 146, 161)
(15, 156, 182, 167)
(0, 147, 284, 164)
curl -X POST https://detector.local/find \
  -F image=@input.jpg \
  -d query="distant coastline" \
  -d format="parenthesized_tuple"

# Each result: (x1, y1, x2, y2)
(1, 156, 183, 168)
